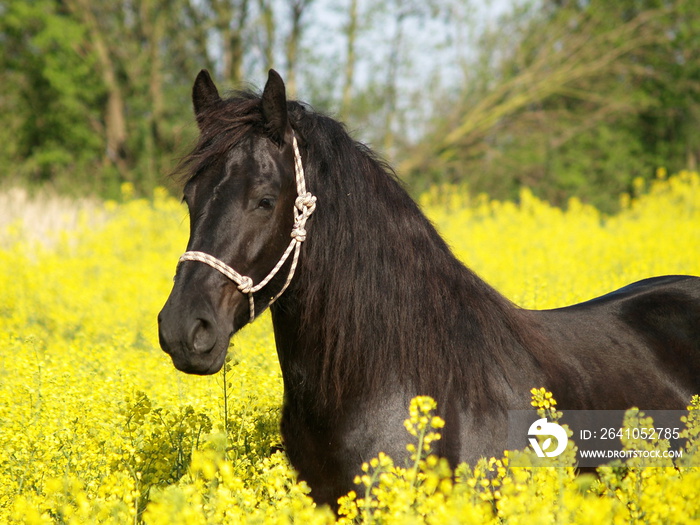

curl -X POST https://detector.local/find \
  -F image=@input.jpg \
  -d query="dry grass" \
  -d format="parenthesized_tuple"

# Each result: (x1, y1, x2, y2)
(0, 187, 106, 248)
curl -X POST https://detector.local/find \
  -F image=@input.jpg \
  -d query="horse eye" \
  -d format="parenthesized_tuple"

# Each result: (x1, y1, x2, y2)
(258, 197, 275, 210)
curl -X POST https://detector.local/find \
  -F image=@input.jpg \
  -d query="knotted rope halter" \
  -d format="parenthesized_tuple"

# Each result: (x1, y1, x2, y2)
(178, 134, 316, 323)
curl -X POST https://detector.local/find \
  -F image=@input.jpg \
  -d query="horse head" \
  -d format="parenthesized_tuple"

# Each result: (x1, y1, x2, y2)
(158, 69, 311, 375)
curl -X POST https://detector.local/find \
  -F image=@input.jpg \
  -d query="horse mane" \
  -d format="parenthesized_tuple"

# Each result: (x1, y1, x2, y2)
(284, 105, 553, 411)
(178, 90, 553, 411)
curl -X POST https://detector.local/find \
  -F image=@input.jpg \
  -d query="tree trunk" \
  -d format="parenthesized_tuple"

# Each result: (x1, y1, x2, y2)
(258, 0, 276, 69)
(66, 0, 130, 177)
(139, 0, 166, 184)
(340, 0, 358, 121)
(213, 0, 249, 86)
(286, 0, 313, 98)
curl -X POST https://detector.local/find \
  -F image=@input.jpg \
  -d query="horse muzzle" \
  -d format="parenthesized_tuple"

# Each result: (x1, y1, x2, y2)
(157, 288, 236, 375)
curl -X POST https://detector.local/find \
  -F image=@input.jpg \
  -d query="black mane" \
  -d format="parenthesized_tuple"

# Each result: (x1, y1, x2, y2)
(290, 107, 554, 409)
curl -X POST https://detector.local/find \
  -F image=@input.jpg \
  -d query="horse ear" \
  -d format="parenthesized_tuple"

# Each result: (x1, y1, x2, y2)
(192, 70, 221, 126)
(261, 69, 291, 144)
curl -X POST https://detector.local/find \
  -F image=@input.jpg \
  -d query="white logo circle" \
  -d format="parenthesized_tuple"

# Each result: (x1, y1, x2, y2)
(528, 418, 568, 457)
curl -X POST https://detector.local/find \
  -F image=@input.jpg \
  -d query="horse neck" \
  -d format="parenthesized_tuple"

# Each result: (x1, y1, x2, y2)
(270, 144, 544, 411)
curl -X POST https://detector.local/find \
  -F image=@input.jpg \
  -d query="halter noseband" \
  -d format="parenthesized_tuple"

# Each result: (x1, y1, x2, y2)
(177, 134, 316, 322)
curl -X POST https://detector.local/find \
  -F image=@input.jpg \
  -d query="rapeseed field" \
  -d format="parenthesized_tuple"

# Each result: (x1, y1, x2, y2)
(1, 171, 699, 523)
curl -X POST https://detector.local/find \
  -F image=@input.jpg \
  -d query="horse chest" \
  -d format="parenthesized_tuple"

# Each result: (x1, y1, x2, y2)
(280, 389, 413, 507)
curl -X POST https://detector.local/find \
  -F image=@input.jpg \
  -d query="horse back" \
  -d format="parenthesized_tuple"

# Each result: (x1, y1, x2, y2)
(532, 275, 700, 410)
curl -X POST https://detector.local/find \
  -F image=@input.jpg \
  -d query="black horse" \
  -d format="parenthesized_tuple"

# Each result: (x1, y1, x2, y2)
(158, 69, 700, 508)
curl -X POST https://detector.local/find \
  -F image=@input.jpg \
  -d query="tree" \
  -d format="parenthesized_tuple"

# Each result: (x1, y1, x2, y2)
(5, 0, 695, 209)
(400, 0, 700, 210)
(209, 0, 251, 85)
(284, 0, 315, 98)
(64, 0, 131, 178)
(0, 1, 105, 189)
(339, 0, 358, 121)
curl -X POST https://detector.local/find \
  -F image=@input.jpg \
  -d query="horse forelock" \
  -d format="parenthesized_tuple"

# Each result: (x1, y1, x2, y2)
(174, 91, 272, 186)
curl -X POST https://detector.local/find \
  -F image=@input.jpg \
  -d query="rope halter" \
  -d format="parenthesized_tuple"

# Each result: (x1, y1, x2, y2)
(177, 133, 316, 323)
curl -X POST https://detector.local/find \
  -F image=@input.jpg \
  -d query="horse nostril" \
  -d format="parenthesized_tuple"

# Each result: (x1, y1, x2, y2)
(189, 318, 217, 355)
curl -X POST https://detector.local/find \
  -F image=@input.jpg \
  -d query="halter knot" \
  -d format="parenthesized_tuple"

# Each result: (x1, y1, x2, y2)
(291, 226, 307, 242)
(237, 276, 254, 294)
(296, 193, 317, 214)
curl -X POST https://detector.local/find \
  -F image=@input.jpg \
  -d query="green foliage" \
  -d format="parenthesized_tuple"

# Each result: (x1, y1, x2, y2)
(118, 391, 213, 514)
(0, 0, 104, 186)
(1, 0, 698, 210)
(406, 0, 700, 213)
